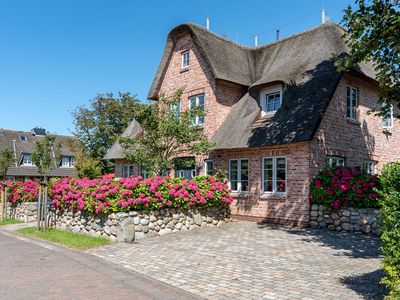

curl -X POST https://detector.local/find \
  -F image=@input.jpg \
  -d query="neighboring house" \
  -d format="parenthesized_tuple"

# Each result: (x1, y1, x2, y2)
(0, 127, 77, 181)
(106, 22, 400, 226)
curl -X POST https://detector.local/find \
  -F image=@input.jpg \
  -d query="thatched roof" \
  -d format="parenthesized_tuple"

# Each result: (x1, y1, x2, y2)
(0, 129, 77, 177)
(146, 22, 376, 150)
(104, 118, 142, 160)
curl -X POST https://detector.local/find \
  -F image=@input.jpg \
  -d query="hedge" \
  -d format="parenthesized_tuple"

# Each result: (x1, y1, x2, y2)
(0, 180, 40, 203)
(310, 166, 380, 209)
(50, 175, 233, 215)
(379, 162, 400, 299)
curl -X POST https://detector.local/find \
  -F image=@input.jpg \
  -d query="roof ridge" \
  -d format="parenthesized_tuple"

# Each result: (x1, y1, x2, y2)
(184, 21, 343, 51)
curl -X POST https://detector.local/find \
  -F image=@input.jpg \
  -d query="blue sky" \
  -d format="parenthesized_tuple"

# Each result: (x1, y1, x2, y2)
(0, 0, 353, 135)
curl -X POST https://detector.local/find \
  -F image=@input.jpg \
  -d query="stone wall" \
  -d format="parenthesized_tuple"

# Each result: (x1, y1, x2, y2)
(310, 204, 380, 235)
(6, 202, 37, 222)
(54, 206, 231, 242)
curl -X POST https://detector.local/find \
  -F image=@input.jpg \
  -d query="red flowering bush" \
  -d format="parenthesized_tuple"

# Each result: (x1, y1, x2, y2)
(2, 180, 40, 203)
(310, 166, 380, 209)
(50, 175, 233, 215)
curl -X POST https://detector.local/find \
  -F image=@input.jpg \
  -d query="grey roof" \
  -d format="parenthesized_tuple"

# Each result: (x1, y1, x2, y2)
(0, 129, 77, 177)
(148, 22, 377, 149)
(104, 119, 143, 160)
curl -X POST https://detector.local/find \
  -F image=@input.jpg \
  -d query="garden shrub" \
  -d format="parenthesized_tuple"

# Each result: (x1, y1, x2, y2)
(379, 162, 400, 299)
(2, 180, 40, 203)
(50, 175, 233, 215)
(310, 166, 380, 209)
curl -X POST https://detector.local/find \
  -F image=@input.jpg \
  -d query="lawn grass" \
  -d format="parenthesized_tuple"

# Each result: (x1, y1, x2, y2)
(16, 227, 111, 250)
(0, 219, 23, 226)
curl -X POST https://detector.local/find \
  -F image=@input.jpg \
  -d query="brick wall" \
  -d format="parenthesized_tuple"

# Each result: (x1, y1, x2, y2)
(157, 33, 245, 139)
(114, 159, 140, 178)
(206, 142, 311, 226)
(310, 74, 400, 178)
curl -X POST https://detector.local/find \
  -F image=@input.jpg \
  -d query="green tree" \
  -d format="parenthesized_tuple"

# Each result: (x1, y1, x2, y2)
(67, 140, 101, 179)
(120, 90, 215, 176)
(31, 135, 61, 183)
(336, 0, 400, 111)
(72, 92, 143, 174)
(0, 148, 15, 181)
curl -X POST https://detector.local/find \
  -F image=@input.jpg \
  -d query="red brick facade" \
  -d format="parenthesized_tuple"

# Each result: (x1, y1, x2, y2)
(115, 33, 400, 226)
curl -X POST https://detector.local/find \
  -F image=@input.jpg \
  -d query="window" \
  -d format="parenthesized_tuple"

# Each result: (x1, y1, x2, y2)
(189, 94, 205, 125)
(204, 160, 214, 176)
(263, 157, 287, 193)
(182, 50, 189, 68)
(19, 135, 27, 142)
(364, 161, 378, 175)
(382, 103, 393, 129)
(5, 177, 15, 182)
(139, 165, 148, 179)
(229, 159, 249, 192)
(261, 86, 282, 115)
(347, 86, 358, 120)
(169, 100, 181, 119)
(123, 165, 134, 178)
(22, 154, 33, 166)
(61, 156, 75, 168)
(326, 156, 345, 168)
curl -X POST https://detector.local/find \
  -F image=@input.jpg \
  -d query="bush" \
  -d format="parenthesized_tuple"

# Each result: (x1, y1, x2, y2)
(379, 162, 400, 299)
(50, 175, 233, 215)
(310, 166, 380, 209)
(3, 180, 40, 203)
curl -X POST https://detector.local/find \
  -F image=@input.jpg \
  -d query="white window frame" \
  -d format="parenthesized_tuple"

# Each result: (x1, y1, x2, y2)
(181, 50, 189, 69)
(22, 154, 33, 166)
(326, 156, 345, 168)
(123, 164, 134, 178)
(19, 135, 27, 142)
(382, 103, 393, 129)
(262, 157, 287, 194)
(364, 160, 378, 175)
(139, 165, 148, 179)
(228, 159, 250, 193)
(204, 160, 214, 176)
(169, 100, 181, 119)
(347, 86, 358, 121)
(61, 156, 75, 168)
(260, 85, 283, 116)
(189, 94, 205, 126)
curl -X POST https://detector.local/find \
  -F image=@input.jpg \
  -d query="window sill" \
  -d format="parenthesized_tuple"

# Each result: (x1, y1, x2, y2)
(347, 118, 360, 126)
(230, 192, 250, 198)
(259, 193, 287, 201)
(180, 68, 189, 73)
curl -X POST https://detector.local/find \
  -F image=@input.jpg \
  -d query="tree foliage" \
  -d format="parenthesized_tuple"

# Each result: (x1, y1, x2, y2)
(120, 90, 215, 176)
(0, 148, 15, 180)
(379, 162, 400, 298)
(66, 140, 102, 179)
(72, 92, 143, 174)
(31, 135, 61, 183)
(337, 0, 400, 111)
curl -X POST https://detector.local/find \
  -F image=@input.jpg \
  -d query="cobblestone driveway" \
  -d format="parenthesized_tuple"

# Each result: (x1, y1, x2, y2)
(88, 221, 385, 300)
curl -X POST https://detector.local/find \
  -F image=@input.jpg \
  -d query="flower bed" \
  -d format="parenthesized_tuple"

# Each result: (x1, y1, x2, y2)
(310, 166, 380, 209)
(50, 175, 233, 215)
(1, 180, 40, 203)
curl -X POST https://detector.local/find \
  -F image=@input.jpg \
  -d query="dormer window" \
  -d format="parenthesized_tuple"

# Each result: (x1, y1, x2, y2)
(19, 135, 27, 142)
(260, 85, 282, 116)
(61, 156, 76, 168)
(22, 154, 33, 166)
(182, 50, 189, 69)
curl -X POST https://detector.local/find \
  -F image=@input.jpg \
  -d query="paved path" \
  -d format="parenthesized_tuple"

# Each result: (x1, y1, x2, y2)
(89, 221, 386, 300)
(0, 227, 201, 300)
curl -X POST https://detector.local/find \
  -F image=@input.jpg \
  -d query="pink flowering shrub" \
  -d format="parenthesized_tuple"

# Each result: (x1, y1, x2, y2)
(310, 166, 380, 209)
(1, 180, 40, 203)
(50, 175, 233, 215)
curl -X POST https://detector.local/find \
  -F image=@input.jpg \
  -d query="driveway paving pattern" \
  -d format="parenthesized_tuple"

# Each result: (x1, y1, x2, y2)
(88, 221, 386, 300)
